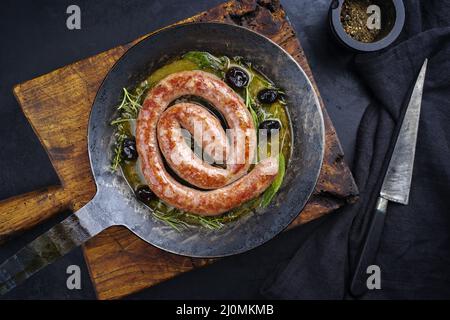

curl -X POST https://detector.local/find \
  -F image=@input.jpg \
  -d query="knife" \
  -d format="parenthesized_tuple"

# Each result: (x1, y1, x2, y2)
(350, 59, 428, 297)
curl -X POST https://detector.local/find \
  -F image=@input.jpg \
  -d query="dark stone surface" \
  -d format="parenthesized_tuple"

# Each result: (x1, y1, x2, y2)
(0, 0, 368, 299)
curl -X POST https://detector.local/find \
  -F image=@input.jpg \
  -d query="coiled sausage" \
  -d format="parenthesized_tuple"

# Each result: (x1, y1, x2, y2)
(136, 70, 278, 216)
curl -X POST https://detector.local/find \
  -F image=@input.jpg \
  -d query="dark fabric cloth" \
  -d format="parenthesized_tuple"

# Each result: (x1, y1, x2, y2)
(261, 0, 450, 299)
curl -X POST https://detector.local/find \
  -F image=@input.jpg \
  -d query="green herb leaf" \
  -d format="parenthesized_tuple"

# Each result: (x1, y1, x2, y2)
(183, 51, 227, 71)
(249, 106, 259, 130)
(261, 153, 286, 207)
(245, 87, 259, 129)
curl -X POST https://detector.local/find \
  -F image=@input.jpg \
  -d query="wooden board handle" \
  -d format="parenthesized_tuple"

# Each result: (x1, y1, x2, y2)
(0, 186, 70, 242)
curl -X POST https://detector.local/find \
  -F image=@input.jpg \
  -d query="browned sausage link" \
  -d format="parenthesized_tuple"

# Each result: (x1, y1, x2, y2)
(136, 70, 278, 215)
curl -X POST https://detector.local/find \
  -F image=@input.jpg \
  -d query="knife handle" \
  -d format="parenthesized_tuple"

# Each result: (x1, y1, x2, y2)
(350, 197, 388, 297)
(0, 200, 105, 296)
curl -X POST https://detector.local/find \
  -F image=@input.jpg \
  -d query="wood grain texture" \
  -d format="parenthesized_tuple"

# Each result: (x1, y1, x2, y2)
(4, 0, 358, 299)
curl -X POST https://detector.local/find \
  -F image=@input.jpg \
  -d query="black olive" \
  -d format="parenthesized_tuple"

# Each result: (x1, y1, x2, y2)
(121, 137, 138, 161)
(135, 185, 154, 202)
(257, 88, 279, 104)
(259, 119, 282, 137)
(225, 67, 249, 89)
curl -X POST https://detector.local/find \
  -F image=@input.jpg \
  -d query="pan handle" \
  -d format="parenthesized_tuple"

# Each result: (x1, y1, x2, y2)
(0, 198, 107, 296)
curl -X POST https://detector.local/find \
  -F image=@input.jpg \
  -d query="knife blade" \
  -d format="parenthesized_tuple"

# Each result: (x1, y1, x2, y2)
(350, 59, 428, 297)
(380, 60, 428, 205)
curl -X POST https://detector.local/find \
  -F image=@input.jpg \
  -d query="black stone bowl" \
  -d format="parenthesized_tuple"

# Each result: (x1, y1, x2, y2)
(329, 0, 405, 52)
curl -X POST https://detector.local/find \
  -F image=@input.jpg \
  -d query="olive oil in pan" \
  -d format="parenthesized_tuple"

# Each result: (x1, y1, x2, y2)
(113, 52, 292, 229)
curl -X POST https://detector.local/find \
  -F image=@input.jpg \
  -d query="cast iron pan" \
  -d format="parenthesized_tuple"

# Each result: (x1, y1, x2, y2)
(0, 23, 324, 295)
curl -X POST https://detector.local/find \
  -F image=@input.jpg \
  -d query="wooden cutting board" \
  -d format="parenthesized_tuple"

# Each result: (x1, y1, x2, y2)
(3, 0, 358, 299)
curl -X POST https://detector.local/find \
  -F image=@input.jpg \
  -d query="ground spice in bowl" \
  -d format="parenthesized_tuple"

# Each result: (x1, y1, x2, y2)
(340, 0, 396, 43)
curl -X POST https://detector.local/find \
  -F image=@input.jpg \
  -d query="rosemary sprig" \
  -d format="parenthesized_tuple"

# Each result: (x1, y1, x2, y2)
(110, 118, 132, 125)
(111, 131, 127, 171)
(151, 210, 226, 231)
(149, 202, 227, 231)
(152, 210, 189, 231)
(185, 214, 225, 230)
(114, 87, 143, 121)
(110, 87, 146, 171)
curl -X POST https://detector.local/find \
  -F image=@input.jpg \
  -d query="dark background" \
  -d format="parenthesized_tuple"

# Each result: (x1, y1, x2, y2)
(0, 0, 369, 299)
